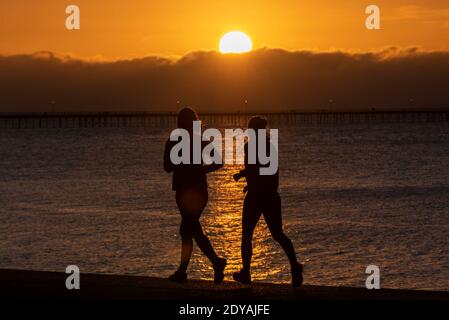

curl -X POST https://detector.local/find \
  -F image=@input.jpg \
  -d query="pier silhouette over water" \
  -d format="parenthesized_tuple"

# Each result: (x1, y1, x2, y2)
(1, 111, 449, 129)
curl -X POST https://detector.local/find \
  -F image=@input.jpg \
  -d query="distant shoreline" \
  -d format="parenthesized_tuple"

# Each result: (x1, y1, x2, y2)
(0, 110, 448, 129)
(1, 269, 448, 300)
(1, 109, 449, 117)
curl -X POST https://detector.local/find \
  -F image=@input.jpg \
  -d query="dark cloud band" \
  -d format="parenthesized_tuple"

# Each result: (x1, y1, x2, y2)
(1, 47, 448, 112)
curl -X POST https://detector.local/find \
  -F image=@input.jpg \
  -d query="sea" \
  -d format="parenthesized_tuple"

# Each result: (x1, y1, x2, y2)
(1, 117, 448, 290)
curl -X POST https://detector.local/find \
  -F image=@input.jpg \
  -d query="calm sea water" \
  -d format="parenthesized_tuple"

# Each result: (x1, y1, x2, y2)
(0, 120, 448, 291)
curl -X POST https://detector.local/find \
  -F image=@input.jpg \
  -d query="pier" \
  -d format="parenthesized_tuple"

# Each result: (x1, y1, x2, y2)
(0, 111, 449, 129)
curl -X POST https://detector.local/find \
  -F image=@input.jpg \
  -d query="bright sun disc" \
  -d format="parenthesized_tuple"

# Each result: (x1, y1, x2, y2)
(219, 31, 252, 54)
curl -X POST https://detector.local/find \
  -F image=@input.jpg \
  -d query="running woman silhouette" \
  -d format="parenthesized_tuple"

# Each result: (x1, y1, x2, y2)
(233, 116, 303, 287)
(164, 107, 226, 284)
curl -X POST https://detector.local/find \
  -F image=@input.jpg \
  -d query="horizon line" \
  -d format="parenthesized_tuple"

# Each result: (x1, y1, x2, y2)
(1, 108, 449, 117)
(2, 45, 448, 63)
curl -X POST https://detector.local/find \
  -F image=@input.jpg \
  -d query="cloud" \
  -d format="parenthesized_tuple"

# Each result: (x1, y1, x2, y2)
(1, 47, 449, 113)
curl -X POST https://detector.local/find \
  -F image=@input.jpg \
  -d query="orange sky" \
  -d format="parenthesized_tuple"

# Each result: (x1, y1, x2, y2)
(1, 0, 449, 59)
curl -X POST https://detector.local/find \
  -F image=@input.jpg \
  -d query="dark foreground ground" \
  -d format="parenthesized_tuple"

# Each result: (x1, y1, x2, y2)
(0, 269, 448, 300)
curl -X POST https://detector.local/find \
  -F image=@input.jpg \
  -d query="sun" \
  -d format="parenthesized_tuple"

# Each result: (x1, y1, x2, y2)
(219, 31, 253, 54)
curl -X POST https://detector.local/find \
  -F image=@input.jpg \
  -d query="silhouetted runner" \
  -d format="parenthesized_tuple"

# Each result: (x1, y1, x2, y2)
(233, 116, 304, 287)
(164, 107, 226, 284)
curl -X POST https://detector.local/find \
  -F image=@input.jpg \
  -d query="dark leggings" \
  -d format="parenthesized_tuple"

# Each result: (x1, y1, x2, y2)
(241, 191, 298, 272)
(176, 188, 219, 271)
